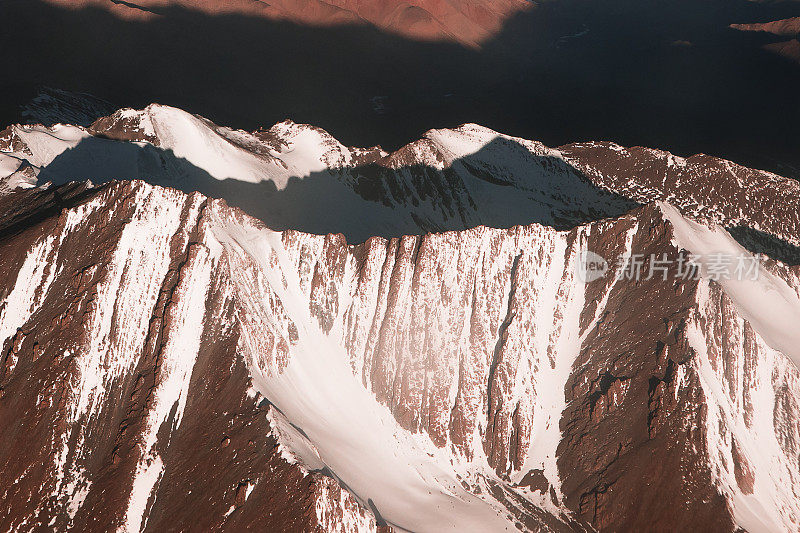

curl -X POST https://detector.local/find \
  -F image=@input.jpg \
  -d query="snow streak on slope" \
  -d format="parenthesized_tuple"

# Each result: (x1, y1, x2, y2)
(123, 197, 213, 533)
(48, 188, 200, 527)
(660, 202, 800, 368)
(510, 230, 586, 502)
(0, 236, 59, 353)
(687, 305, 800, 532)
(212, 212, 517, 532)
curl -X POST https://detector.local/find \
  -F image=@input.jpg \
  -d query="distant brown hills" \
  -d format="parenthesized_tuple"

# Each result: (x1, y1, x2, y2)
(731, 16, 800, 37)
(731, 16, 800, 64)
(43, 0, 532, 47)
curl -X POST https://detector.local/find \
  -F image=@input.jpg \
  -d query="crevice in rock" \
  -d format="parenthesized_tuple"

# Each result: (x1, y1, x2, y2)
(485, 252, 521, 469)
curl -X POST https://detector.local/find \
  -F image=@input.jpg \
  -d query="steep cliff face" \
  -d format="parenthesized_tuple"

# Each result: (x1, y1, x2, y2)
(2, 107, 800, 531)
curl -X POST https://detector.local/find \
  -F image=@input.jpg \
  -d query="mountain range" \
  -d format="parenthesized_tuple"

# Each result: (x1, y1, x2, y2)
(2, 105, 800, 531)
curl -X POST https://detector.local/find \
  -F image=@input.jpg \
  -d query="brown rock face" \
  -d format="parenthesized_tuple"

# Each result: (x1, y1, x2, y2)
(557, 208, 733, 531)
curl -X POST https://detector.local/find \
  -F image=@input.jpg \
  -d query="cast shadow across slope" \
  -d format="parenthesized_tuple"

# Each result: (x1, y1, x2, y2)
(727, 226, 800, 266)
(37, 135, 639, 242)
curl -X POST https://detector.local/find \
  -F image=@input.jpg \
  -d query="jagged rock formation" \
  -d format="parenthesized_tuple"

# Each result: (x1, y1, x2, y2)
(2, 107, 800, 531)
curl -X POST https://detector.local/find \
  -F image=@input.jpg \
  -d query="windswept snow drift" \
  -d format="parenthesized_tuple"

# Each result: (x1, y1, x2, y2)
(660, 202, 800, 368)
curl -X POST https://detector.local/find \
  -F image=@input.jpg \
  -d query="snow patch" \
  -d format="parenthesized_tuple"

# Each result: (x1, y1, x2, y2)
(124, 455, 164, 533)
(0, 235, 58, 348)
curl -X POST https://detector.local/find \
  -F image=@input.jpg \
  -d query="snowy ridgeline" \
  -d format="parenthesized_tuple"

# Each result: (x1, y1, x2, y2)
(2, 105, 800, 531)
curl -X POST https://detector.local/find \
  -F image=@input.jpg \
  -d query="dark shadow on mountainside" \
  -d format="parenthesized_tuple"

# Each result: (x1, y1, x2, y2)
(37, 135, 639, 242)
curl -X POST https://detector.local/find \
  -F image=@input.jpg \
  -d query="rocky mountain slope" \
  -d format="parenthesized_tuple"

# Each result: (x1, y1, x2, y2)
(2, 106, 800, 531)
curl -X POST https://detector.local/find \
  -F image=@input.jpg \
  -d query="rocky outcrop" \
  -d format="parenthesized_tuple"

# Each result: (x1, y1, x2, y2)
(731, 18, 800, 38)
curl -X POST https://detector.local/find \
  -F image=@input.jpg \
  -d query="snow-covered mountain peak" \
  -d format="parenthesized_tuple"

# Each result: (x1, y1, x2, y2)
(3, 105, 800, 531)
(4, 103, 800, 252)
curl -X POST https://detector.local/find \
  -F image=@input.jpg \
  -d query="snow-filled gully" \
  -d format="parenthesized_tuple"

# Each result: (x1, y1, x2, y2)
(212, 216, 516, 532)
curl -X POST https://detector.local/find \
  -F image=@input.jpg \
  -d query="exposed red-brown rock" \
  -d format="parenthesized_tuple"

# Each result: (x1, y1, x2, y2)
(764, 38, 800, 64)
(730, 18, 800, 64)
(41, 0, 532, 47)
(731, 17, 800, 38)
